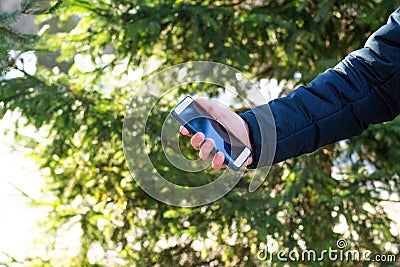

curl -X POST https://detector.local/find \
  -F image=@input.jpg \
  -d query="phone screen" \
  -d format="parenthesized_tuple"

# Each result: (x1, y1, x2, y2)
(171, 96, 251, 170)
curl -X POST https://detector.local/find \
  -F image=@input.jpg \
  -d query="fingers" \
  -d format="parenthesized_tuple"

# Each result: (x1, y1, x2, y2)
(212, 151, 227, 169)
(179, 126, 192, 136)
(184, 131, 227, 170)
(199, 138, 215, 160)
(190, 132, 205, 150)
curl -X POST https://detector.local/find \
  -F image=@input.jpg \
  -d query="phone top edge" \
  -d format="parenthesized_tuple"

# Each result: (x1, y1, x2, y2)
(173, 96, 193, 115)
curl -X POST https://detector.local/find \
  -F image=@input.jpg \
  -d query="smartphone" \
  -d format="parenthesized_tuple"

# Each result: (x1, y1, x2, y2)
(171, 96, 251, 171)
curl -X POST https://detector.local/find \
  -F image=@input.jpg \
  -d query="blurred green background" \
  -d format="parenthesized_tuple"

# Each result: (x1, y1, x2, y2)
(1, 0, 400, 266)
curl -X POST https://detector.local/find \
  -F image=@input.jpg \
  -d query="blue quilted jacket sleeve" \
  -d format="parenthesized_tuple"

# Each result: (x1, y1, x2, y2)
(239, 8, 400, 168)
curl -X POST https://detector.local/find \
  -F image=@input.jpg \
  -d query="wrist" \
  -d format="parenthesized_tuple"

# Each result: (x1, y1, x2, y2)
(240, 118, 253, 166)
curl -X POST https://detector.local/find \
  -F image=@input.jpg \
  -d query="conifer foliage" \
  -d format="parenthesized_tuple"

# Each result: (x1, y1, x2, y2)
(0, 0, 62, 73)
(1, 1, 400, 266)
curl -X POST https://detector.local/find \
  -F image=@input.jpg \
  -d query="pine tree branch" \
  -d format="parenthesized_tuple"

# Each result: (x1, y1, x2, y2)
(215, 0, 246, 7)
(43, 0, 64, 14)
(10, 63, 94, 106)
(0, 0, 63, 42)
(22, 0, 64, 15)
(20, 0, 37, 12)
(0, 9, 20, 24)
(0, 20, 34, 41)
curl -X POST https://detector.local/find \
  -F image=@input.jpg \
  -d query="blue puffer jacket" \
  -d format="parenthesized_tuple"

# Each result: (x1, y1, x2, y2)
(239, 8, 400, 169)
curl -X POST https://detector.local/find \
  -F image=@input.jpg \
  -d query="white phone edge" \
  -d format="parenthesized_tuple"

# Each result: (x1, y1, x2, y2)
(233, 147, 251, 168)
(174, 96, 193, 115)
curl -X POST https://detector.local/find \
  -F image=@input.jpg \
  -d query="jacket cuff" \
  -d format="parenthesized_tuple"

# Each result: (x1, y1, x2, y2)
(239, 110, 262, 169)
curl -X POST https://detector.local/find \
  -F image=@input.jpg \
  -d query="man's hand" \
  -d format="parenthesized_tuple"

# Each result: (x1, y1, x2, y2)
(179, 98, 253, 170)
